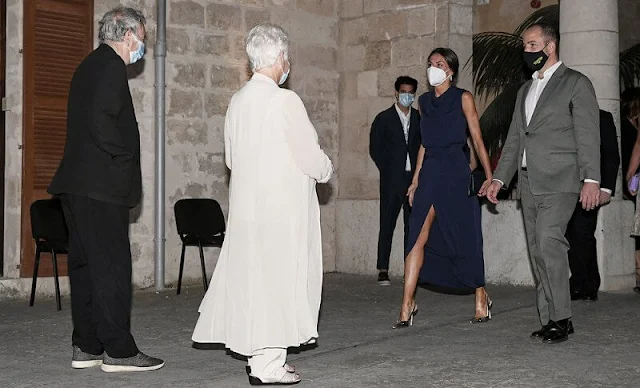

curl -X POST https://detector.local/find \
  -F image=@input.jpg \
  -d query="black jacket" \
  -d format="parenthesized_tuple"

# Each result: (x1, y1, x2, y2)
(49, 44, 142, 208)
(369, 105, 421, 193)
(599, 109, 620, 195)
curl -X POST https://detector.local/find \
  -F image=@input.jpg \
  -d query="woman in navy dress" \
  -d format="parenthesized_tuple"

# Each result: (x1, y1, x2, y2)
(393, 48, 494, 328)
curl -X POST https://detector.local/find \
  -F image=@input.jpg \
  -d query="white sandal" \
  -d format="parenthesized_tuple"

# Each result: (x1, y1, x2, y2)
(248, 364, 295, 374)
(248, 371, 301, 385)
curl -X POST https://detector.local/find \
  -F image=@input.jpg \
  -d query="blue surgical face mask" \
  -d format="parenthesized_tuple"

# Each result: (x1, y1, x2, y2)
(129, 34, 145, 64)
(398, 92, 415, 107)
(278, 60, 290, 85)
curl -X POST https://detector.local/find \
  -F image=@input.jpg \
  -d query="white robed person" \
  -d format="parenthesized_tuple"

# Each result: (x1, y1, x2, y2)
(192, 23, 333, 386)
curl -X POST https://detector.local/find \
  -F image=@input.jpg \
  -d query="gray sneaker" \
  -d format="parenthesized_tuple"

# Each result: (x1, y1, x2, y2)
(101, 352, 165, 373)
(71, 346, 103, 369)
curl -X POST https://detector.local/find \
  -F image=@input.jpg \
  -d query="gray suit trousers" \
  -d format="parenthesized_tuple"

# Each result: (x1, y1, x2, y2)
(519, 171, 578, 325)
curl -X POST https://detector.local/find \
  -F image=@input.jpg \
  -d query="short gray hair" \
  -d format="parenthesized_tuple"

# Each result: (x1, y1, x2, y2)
(98, 7, 146, 43)
(245, 23, 289, 71)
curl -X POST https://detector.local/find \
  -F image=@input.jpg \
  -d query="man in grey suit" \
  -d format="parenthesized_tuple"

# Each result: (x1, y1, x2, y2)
(485, 24, 601, 344)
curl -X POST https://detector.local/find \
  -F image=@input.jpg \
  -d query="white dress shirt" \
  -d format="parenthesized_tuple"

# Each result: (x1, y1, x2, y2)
(395, 103, 412, 172)
(522, 61, 563, 167)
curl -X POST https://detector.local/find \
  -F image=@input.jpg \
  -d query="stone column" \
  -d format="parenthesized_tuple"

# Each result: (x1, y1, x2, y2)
(560, 0, 635, 291)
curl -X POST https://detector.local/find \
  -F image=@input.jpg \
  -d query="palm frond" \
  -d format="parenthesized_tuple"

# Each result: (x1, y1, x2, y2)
(467, 32, 529, 100)
(476, 3, 559, 154)
(479, 83, 525, 156)
(513, 4, 559, 36)
(465, 5, 560, 100)
(620, 43, 640, 90)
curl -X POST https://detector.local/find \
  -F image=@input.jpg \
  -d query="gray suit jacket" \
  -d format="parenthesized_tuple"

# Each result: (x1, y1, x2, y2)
(494, 63, 601, 195)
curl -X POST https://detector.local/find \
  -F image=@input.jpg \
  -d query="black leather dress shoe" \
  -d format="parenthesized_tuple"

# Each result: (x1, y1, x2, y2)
(582, 291, 598, 301)
(542, 319, 573, 344)
(570, 290, 583, 301)
(531, 323, 553, 339)
(531, 320, 574, 339)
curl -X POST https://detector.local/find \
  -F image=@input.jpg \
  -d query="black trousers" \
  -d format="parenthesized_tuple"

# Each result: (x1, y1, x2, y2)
(60, 194, 139, 358)
(565, 200, 601, 293)
(377, 171, 413, 271)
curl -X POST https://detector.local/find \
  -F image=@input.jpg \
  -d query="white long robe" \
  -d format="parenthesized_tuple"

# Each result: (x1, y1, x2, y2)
(191, 72, 333, 356)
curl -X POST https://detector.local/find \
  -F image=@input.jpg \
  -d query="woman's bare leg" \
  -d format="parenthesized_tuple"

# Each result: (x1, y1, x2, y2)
(474, 286, 490, 319)
(399, 206, 436, 321)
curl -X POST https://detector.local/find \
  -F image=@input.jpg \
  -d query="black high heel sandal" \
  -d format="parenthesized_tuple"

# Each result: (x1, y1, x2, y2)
(470, 297, 493, 324)
(392, 304, 418, 329)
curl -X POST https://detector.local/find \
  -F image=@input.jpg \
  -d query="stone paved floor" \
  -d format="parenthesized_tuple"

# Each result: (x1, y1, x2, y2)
(0, 273, 639, 387)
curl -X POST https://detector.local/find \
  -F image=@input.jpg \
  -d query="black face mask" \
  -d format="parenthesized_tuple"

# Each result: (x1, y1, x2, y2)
(523, 47, 549, 71)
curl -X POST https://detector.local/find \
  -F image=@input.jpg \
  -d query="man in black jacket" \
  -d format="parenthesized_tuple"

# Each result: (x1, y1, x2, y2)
(369, 76, 421, 285)
(48, 7, 163, 372)
(565, 109, 620, 301)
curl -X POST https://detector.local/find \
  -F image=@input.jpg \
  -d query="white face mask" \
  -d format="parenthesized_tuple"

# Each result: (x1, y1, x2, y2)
(427, 66, 450, 87)
(129, 34, 145, 64)
(398, 93, 415, 108)
(278, 60, 290, 85)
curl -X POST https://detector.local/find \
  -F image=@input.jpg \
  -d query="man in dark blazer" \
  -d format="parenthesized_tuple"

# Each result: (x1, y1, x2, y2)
(48, 7, 163, 372)
(486, 24, 601, 344)
(566, 110, 620, 302)
(370, 76, 421, 285)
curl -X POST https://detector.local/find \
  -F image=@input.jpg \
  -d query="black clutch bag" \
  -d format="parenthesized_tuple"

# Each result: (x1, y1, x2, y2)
(468, 169, 486, 197)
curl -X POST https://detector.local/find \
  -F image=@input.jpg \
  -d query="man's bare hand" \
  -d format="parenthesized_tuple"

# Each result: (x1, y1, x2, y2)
(580, 182, 601, 210)
(599, 191, 611, 206)
(478, 179, 493, 197)
(485, 180, 503, 204)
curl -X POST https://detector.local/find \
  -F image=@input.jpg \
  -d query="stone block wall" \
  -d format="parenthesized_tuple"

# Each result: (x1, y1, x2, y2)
(121, 0, 340, 286)
(8, 0, 562, 293)
(338, 0, 473, 201)
(335, 0, 473, 275)
(2, 0, 339, 289)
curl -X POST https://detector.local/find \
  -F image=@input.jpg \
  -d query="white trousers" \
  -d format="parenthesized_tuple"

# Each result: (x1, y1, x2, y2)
(248, 348, 287, 380)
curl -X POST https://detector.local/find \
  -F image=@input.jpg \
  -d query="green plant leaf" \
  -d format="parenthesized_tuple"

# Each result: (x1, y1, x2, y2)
(471, 2, 640, 156)
(479, 83, 525, 156)
(467, 32, 528, 100)
(465, 5, 560, 100)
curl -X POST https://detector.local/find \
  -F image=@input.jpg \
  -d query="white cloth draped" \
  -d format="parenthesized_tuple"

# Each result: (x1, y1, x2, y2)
(191, 72, 333, 356)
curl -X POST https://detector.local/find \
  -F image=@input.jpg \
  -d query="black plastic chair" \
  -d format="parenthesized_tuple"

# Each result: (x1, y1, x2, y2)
(174, 198, 226, 294)
(29, 198, 68, 311)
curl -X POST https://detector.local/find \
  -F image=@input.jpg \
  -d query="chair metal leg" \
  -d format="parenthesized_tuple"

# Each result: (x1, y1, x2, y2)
(177, 244, 186, 295)
(198, 241, 208, 292)
(51, 250, 62, 311)
(29, 248, 41, 307)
